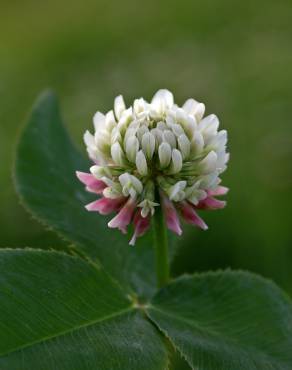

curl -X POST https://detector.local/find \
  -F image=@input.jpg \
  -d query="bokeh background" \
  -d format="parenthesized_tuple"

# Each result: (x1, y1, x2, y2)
(1, 0, 291, 293)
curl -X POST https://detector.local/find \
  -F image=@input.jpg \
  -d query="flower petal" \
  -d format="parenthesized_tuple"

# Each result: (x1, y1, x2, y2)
(136, 150, 148, 176)
(111, 142, 126, 166)
(93, 112, 106, 131)
(141, 132, 156, 159)
(158, 142, 172, 168)
(169, 149, 183, 174)
(182, 98, 205, 121)
(85, 197, 125, 215)
(168, 181, 187, 201)
(198, 151, 217, 174)
(179, 201, 208, 230)
(76, 171, 106, 193)
(125, 136, 139, 163)
(151, 89, 174, 114)
(108, 197, 136, 233)
(161, 194, 182, 236)
(129, 210, 151, 246)
(114, 95, 126, 120)
(207, 186, 229, 197)
(196, 196, 226, 210)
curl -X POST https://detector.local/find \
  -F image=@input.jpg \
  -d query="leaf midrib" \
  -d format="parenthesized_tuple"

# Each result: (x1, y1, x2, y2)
(0, 305, 135, 357)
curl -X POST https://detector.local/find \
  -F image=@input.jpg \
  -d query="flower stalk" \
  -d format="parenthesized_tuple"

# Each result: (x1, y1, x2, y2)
(152, 192, 169, 288)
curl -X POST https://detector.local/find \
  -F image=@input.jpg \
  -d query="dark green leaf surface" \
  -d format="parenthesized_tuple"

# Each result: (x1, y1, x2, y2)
(0, 249, 167, 369)
(147, 271, 292, 370)
(14, 91, 157, 297)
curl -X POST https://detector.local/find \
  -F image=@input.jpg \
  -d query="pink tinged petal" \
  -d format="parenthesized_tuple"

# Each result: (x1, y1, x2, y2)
(76, 171, 106, 193)
(196, 196, 226, 210)
(179, 201, 208, 230)
(129, 211, 151, 246)
(207, 186, 229, 197)
(76, 171, 96, 186)
(108, 197, 136, 233)
(85, 197, 125, 215)
(161, 194, 182, 236)
(85, 185, 105, 194)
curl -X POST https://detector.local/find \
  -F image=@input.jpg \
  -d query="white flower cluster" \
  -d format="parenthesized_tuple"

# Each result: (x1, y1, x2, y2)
(84, 89, 229, 218)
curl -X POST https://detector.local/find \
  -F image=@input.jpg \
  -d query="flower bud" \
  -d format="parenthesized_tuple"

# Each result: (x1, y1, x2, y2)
(95, 129, 111, 155)
(133, 98, 147, 115)
(137, 126, 149, 142)
(84, 131, 98, 159)
(111, 127, 122, 145)
(119, 173, 143, 198)
(151, 89, 174, 115)
(138, 199, 159, 217)
(103, 183, 123, 199)
(198, 114, 219, 141)
(177, 134, 190, 159)
(168, 181, 187, 201)
(114, 95, 126, 120)
(169, 149, 182, 174)
(141, 132, 155, 159)
(198, 151, 218, 174)
(185, 182, 207, 205)
(111, 142, 126, 166)
(136, 150, 148, 176)
(93, 112, 106, 131)
(208, 130, 227, 152)
(151, 128, 163, 149)
(171, 123, 184, 137)
(125, 136, 139, 163)
(182, 98, 205, 121)
(90, 165, 111, 179)
(190, 131, 204, 156)
(105, 110, 116, 131)
(158, 142, 172, 168)
(163, 130, 177, 148)
(117, 107, 133, 135)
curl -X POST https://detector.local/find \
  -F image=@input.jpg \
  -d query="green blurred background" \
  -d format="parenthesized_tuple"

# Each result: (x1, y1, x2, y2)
(1, 0, 291, 293)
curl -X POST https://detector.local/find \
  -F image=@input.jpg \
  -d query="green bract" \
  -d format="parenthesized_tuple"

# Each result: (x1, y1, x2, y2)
(1, 91, 291, 369)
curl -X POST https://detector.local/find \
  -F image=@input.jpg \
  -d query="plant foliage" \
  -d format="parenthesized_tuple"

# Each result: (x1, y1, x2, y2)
(1, 92, 291, 369)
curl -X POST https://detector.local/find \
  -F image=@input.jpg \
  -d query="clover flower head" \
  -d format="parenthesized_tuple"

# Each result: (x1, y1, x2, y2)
(77, 89, 229, 244)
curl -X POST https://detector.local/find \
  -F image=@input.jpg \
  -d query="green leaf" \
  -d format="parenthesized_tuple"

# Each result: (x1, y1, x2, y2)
(147, 271, 292, 370)
(0, 249, 168, 369)
(167, 347, 192, 370)
(14, 91, 157, 297)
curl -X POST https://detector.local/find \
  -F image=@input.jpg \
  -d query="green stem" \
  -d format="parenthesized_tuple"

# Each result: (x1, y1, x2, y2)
(152, 196, 169, 288)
